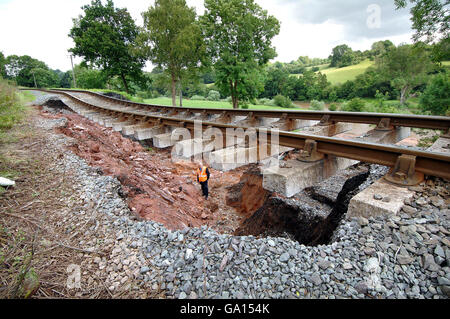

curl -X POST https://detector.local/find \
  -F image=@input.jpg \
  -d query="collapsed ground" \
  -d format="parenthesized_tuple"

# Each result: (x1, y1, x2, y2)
(0, 97, 449, 299)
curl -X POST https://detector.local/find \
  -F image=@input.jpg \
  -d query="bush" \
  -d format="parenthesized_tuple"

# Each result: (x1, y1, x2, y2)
(136, 90, 153, 99)
(273, 94, 293, 108)
(258, 98, 271, 105)
(420, 72, 450, 116)
(341, 98, 366, 112)
(207, 90, 220, 101)
(191, 95, 206, 101)
(0, 80, 25, 131)
(328, 103, 339, 111)
(310, 100, 325, 111)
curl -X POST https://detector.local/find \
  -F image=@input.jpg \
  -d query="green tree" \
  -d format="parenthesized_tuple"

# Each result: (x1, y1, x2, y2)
(0, 52, 6, 78)
(4, 55, 59, 88)
(376, 44, 434, 105)
(330, 44, 355, 68)
(395, 0, 449, 43)
(140, 0, 205, 107)
(74, 64, 107, 89)
(420, 72, 450, 115)
(370, 40, 395, 58)
(395, 0, 449, 61)
(69, 0, 145, 93)
(200, 0, 280, 109)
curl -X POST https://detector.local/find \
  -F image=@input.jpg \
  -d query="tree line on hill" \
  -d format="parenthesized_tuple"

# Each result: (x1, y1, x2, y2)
(0, 0, 448, 115)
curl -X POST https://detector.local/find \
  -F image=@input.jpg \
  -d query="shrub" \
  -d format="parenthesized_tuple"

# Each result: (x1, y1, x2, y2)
(258, 98, 271, 105)
(420, 72, 450, 116)
(341, 98, 366, 112)
(310, 100, 325, 111)
(273, 94, 293, 108)
(136, 91, 153, 99)
(207, 90, 220, 101)
(328, 103, 338, 111)
(191, 95, 206, 101)
(0, 80, 24, 131)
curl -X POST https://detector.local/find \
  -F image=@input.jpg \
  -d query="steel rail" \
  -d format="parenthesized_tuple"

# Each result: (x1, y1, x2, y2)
(30, 88, 450, 181)
(45, 88, 450, 131)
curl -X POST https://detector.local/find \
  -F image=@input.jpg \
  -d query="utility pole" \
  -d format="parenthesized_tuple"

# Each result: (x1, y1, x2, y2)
(70, 55, 77, 88)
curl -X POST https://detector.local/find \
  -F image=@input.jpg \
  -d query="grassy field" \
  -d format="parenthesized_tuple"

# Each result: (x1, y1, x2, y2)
(143, 97, 308, 110)
(290, 60, 374, 85)
(319, 60, 374, 85)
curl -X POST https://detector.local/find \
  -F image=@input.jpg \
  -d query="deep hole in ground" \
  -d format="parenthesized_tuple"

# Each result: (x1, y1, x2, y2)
(234, 163, 390, 246)
(36, 96, 390, 246)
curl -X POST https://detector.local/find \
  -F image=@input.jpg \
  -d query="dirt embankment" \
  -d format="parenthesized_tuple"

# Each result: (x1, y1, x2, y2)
(225, 165, 271, 219)
(39, 108, 252, 232)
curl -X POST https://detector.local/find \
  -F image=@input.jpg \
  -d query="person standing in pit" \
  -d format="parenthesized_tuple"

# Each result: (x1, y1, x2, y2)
(196, 163, 210, 200)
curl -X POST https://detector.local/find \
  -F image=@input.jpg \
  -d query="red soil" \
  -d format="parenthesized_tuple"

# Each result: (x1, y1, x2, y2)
(39, 108, 246, 231)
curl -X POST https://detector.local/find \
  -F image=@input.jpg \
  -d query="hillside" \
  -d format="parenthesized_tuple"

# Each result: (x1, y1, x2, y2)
(319, 60, 374, 85)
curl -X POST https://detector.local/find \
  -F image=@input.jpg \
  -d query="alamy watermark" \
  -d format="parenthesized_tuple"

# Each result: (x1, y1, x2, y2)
(367, 4, 382, 29)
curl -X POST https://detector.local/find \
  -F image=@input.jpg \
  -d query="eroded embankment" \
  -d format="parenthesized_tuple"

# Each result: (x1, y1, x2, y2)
(234, 164, 392, 246)
(37, 105, 250, 231)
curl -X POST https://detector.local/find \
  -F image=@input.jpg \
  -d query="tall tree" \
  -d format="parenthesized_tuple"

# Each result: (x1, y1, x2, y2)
(376, 44, 434, 105)
(140, 0, 205, 107)
(69, 0, 145, 93)
(395, 0, 449, 42)
(395, 0, 449, 61)
(200, 0, 280, 109)
(4, 55, 59, 88)
(329, 44, 355, 68)
(371, 40, 395, 58)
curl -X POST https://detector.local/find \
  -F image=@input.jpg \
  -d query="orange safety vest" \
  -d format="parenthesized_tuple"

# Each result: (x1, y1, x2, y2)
(197, 166, 208, 183)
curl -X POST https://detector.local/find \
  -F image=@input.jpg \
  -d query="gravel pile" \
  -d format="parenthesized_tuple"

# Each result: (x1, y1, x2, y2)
(34, 111, 450, 299)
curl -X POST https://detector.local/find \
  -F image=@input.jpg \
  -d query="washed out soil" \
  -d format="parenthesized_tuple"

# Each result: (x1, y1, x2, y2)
(38, 107, 250, 233)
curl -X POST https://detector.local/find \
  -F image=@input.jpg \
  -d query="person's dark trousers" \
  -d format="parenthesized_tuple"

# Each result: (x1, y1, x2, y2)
(200, 181, 209, 199)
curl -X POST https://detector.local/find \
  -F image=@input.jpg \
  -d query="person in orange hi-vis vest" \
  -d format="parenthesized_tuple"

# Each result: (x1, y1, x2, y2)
(196, 163, 211, 200)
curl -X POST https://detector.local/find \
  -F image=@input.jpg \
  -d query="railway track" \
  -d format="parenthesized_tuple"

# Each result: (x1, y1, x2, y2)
(26, 88, 450, 184)
(50, 88, 450, 131)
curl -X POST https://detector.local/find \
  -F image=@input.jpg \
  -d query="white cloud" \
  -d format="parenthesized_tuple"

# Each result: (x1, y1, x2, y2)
(0, 0, 414, 72)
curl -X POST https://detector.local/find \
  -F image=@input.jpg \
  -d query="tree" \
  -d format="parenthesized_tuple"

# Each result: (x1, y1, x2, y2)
(4, 55, 59, 88)
(395, 0, 449, 43)
(395, 0, 449, 61)
(73, 64, 107, 89)
(330, 44, 355, 68)
(200, 0, 280, 109)
(370, 40, 395, 58)
(420, 72, 450, 115)
(140, 0, 205, 107)
(0, 51, 6, 78)
(263, 67, 290, 98)
(376, 44, 434, 105)
(69, 0, 145, 93)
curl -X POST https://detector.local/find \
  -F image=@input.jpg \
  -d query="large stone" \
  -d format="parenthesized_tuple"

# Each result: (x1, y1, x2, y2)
(348, 179, 415, 219)
(263, 156, 357, 198)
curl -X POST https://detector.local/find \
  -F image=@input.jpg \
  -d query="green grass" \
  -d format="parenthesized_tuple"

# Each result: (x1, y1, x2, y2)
(319, 60, 374, 85)
(0, 81, 28, 132)
(290, 60, 374, 85)
(143, 96, 306, 110)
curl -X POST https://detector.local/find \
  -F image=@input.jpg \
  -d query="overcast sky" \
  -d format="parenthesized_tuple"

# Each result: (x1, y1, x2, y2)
(0, 0, 414, 72)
